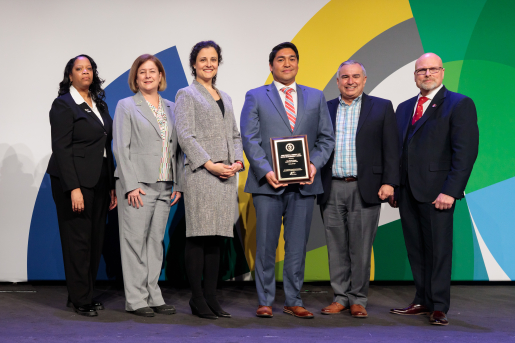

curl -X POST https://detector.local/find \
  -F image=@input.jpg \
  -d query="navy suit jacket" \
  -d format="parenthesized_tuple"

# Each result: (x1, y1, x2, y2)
(241, 82, 335, 196)
(318, 93, 399, 205)
(396, 86, 479, 202)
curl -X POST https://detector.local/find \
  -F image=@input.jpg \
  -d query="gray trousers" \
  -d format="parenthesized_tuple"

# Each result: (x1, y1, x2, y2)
(322, 179, 380, 308)
(117, 180, 172, 311)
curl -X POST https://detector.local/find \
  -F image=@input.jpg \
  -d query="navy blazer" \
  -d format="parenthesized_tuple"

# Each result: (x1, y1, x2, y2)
(240, 82, 335, 196)
(47, 93, 115, 192)
(318, 93, 399, 205)
(396, 86, 479, 202)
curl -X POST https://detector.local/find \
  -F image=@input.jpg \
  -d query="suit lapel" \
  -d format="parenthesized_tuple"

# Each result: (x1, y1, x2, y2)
(402, 96, 418, 142)
(293, 85, 306, 134)
(328, 98, 339, 133)
(409, 86, 447, 140)
(266, 83, 292, 133)
(356, 93, 372, 136)
(133, 91, 161, 137)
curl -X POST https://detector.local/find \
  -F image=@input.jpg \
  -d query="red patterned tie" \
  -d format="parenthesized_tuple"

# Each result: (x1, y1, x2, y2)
(412, 96, 429, 125)
(280, 87, 296, 130)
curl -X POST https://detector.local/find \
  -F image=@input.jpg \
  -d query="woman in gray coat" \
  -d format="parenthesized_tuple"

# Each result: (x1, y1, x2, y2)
(175, 41, 243, 319)
(113, 54, 183, 317)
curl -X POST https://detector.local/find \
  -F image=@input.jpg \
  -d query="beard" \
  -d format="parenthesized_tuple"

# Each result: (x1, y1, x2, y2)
(417, 78, 438, 92)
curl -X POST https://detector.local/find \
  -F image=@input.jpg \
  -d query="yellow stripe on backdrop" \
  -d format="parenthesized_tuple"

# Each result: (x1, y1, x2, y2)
(239, 0, 413, 279)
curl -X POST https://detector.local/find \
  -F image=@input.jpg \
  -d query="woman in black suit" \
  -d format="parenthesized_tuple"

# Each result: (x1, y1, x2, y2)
(46, 54, 117, 317)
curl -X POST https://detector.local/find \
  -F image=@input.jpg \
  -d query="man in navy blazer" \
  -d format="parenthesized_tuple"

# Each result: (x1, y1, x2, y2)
(241, 42, 334, 319)
(318, 61, 399, 318)
(389, 53, 479, 326)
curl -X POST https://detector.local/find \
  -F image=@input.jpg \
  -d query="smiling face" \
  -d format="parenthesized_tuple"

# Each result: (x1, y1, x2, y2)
(269, 48, 298, 86)
(337, 63, 367, 104)
(136, 60, 162, 94)
(194, 47, 219, 83)
(414, 53, 445, 95)
(69, 56, 93, 90)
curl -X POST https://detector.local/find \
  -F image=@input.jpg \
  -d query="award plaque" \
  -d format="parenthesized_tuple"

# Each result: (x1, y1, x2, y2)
(270, 135, 310, 184)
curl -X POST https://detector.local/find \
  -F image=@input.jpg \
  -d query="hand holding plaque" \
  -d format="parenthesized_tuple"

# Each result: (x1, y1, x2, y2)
(270, 135, 310, 184)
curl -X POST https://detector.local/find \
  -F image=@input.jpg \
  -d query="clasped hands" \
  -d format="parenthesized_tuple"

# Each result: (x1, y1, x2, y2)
(265, 163, 317, 189)
(204, 160, 242, 180)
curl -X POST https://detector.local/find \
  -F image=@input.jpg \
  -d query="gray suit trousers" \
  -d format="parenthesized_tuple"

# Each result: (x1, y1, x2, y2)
(117, 180, 172, 311)
(322, 179, 380, 308)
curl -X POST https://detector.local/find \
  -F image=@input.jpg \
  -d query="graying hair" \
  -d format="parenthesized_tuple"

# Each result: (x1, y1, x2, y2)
(337, 60, 367, 78)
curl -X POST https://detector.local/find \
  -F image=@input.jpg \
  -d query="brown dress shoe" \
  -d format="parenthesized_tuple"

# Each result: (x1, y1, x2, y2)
(321, 302, 348, 315)
(429, 311, 449, 326)
(350, 304, 368, 318)
(390, 303, 430, 315)
(256, 305, 273, 318)
(283, 306, 314, 319)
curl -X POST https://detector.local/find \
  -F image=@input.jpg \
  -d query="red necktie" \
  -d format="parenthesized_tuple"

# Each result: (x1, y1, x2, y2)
(280, 87, 296, 130)
(412, 96, 429, 125)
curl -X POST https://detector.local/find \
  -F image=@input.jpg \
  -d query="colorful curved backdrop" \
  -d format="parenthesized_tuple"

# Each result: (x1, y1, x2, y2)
(27, 0, 515, 281)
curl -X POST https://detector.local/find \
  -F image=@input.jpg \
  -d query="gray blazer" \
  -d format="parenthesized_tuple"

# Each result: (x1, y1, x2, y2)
(113, 91, 183, 193)
(175, 80, 243, 170)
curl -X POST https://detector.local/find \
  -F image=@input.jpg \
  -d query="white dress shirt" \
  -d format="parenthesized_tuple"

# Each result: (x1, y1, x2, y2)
(70, 85, 106, 157)
(274, 80, 298, 113)
(412, 83, 444, 118)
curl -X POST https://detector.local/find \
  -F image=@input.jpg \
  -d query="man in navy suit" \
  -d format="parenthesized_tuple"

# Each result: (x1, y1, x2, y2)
(241, 42, 334, 319)
(318, 60, 399, 318)
(389, 53, 479, 326)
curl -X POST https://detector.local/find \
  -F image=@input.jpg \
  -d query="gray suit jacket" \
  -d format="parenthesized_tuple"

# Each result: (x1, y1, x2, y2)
(175, 80, 244, 170)
(240, 82, 335, 195)
(113, 91, 183, 194)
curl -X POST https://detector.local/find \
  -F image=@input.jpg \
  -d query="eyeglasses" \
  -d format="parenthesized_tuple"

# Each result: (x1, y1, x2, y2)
(415, 67, 443, 75)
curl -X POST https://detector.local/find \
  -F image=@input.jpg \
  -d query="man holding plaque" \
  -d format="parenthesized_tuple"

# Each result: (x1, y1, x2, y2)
(241, 42, 334, 319)
(318, 60, 399, 318)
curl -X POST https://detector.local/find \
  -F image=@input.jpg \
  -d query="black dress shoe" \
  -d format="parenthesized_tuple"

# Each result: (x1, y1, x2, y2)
(429, 311, 449, 326)
(71, 304, 98, 317)
(151, 304, 176, 315)
(128, 306, 155, 317)
(390, 303, 430, 315)
(67, 300, 104, 311)
(189, 298, 218, 319)
(91, 301, 104, 310)
(206, 297, 231, 318)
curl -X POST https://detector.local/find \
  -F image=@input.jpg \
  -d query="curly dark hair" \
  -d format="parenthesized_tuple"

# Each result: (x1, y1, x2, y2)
(189, 41, 223, 84)
(58, 54, 107, 112)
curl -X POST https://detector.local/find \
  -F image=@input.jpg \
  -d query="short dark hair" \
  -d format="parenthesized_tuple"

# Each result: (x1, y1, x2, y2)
(189, 40, 223, 84)
(269, 42, 299, 65)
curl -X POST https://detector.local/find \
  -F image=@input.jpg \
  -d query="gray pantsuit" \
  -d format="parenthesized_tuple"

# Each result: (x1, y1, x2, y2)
(113, 91, 183, 311)
(322, 180, 380, 307)
(117, 180, 172, 311)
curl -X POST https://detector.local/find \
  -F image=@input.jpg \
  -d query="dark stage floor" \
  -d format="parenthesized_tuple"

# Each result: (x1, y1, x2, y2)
(0, 282, 514, 342)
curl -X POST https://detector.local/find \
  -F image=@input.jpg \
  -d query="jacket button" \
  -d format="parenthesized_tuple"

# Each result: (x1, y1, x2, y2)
(104, 132, 107, 135)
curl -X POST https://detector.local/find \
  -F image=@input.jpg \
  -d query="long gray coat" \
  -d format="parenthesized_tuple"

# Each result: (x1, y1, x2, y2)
(175, 80, 243, 237)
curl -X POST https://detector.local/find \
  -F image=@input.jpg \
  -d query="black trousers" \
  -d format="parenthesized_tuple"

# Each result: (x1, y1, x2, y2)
(51, 159, 109, 307)
(398, 179, 455, 313)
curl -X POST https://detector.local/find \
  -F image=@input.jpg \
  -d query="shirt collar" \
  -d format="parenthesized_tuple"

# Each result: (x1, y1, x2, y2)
(274, 80, 297, 93)
(418, 83, 443, 101)
(69, 85, 97, 108)
(339, 93, 362, 106)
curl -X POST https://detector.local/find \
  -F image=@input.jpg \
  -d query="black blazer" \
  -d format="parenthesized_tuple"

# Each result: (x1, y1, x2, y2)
(396, 86, 479, 202)
(46, 92, 115, 192)
(318, 93, 399, 205)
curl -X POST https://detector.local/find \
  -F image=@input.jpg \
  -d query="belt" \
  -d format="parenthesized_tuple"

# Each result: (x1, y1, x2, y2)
(332, 176, 358, 182)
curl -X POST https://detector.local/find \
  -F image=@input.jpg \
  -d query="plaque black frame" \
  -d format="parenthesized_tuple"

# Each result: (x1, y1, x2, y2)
(270, 135, 310, 184)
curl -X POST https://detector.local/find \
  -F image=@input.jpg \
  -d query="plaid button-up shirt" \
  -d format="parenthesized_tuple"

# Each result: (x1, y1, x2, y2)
(332, 94, 362, 178)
